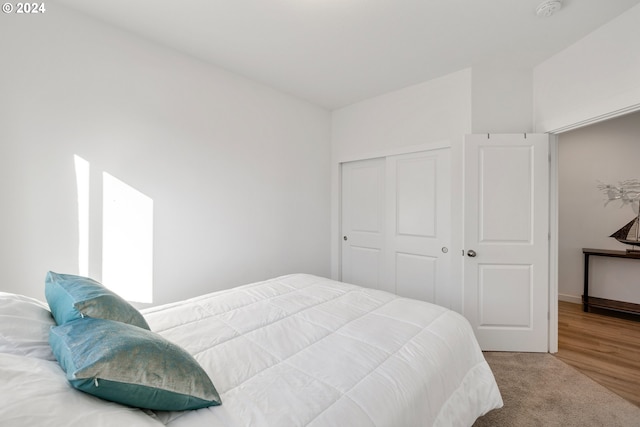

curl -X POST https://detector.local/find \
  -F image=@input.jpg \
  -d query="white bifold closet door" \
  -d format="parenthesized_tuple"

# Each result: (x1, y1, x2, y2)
(341, 148, 451, 307)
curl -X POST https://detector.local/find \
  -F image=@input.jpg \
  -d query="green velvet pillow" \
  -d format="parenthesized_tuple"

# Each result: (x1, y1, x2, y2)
(49, 317, 221, 411)
(44, 271, 149, 330)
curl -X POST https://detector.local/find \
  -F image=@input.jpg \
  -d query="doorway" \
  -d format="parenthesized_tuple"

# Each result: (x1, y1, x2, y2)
(557, 111, 640, 307)
(548, 109, 640, 353)
(553, 111, 640, 397)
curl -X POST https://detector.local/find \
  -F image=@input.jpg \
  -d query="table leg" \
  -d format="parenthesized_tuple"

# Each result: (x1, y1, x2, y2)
(583, 253, 589, 312)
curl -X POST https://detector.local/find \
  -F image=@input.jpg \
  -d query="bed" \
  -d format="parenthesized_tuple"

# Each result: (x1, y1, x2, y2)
(1, 273, 502, 426)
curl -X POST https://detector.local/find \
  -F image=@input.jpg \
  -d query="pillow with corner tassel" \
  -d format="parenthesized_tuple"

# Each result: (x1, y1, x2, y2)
(49, 317, 221, 411)
(44, 271, 150, 330)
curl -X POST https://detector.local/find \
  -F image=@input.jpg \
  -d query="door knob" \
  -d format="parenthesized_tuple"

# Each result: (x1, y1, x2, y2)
(467, 250, 477, 257)
(343, 236, 348, 241)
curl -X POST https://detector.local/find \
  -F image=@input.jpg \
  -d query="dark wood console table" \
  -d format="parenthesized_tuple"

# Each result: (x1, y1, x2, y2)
(583, 248, 640, 315)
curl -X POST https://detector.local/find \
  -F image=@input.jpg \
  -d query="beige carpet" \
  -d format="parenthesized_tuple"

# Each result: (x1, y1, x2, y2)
(473, 352, 640, 427)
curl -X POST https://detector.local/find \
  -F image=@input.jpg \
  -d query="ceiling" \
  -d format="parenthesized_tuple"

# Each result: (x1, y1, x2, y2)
(56, 0, 640, 110)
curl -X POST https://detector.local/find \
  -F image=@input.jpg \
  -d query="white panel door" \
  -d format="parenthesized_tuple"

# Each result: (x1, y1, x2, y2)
(386, 149, 451, 306)
(341, 148, 451, 305)
(464, 134, 549, 352)
(341, 158, 386, 289)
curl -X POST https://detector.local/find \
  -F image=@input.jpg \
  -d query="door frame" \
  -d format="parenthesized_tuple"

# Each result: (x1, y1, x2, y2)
(548, 135, 559, 353)
(546, 104, 640, 353)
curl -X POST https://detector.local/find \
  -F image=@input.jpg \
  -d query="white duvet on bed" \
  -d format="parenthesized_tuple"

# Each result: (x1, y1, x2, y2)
(143, 274, 502, 427)
(0, 352, 164, 427)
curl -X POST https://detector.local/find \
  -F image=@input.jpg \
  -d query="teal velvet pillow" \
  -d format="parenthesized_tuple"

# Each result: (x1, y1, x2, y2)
(49, 317, 221, 411)
(44, 271, 149, 330)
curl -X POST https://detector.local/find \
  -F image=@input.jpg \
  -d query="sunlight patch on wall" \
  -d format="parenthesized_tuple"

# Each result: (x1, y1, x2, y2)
(102, 172, 154, 304)
(74, 155, 154, 304)
(74, 155, 90, 277)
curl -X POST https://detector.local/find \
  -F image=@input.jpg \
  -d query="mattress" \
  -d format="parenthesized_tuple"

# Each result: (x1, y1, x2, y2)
(0, 274, 502, 426)
(143, 274, 502, 426)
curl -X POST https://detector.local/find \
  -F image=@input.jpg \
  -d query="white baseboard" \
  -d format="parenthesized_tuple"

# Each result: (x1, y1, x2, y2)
(558, 293, 581, 304)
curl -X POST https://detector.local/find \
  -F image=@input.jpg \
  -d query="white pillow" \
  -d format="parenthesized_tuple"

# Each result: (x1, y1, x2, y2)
(0, 353, 162, 427)
(0, 292, 56, 360)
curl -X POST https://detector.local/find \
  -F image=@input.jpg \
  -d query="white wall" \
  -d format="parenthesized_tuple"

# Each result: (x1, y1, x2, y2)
(331, 69, 472, 312)
(558, 111, 640, 304)
(472, 60, 534, 134)
(534, 4, 640, 133)
(0, 6, 331, 304)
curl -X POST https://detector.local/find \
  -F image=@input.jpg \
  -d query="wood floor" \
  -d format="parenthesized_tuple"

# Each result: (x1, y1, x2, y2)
(555, 301, 640, 407)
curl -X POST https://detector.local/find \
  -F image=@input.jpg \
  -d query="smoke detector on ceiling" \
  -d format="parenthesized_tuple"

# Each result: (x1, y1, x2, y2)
(536, 0, 562, 17)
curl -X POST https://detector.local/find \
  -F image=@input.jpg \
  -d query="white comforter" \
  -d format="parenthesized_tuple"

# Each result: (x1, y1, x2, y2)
(143, 274, 502, 426)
